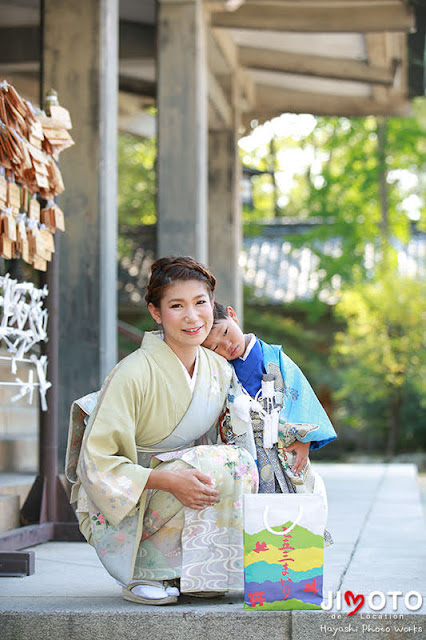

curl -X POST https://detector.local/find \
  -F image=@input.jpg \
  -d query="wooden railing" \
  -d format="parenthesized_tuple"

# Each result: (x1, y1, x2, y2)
(118, 320, 144, 359)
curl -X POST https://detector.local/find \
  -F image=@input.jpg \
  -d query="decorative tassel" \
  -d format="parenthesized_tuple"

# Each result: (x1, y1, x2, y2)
(232, 392, 252, 423)
(263, 410, 280, 449)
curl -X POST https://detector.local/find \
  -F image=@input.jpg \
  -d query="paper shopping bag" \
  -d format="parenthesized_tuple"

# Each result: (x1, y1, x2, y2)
(243, 493, 326, 611)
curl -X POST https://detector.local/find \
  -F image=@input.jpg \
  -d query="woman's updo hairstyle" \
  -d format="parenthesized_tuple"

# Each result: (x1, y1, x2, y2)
(145, 256, 216, 308)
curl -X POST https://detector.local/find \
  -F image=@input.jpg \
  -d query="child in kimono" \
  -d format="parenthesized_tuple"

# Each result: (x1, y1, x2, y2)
(202, 303, 337, 501)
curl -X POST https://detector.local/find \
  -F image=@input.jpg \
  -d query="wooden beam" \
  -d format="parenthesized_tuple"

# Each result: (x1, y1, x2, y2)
(241, 99, 411, 131)
(239, 66, 256, 111)
(118, 76, 156, 99)
(251, 83, 412, 118)
(239, 46, 397, 86)
(208, 28, 236, 74)
(207, 0, 245, 10)
(208, 101, 225, 130)
(212, 2, 416, 33)
(208, 71, 232, 127)
(366, 33, 390, 103)
(0, 62, 39, 73)
(0, 72, 39, 104)
(212, 28, 239, 72)
(0, 27, 39, 64)
(0, 22, 156, 65)
(366, 32, 408, 103)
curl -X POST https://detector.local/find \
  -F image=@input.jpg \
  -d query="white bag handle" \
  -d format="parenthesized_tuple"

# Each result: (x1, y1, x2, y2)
(263, 505, 303, 535)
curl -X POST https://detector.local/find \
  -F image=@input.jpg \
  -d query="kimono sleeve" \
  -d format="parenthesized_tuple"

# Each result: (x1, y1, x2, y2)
(277, 346, 337, 450)
(77, 353, 150, 527)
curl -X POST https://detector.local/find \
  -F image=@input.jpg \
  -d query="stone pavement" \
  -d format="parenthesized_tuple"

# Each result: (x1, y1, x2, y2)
(1, 463, 425, 640)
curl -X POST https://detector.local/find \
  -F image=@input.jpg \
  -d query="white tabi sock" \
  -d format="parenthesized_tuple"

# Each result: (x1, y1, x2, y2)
(131, 582, 180, 599)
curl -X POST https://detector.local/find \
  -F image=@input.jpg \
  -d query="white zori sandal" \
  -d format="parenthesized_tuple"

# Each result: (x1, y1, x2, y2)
(122, 579, 180, 605)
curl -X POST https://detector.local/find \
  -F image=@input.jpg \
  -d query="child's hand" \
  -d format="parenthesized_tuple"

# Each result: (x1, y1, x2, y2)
(282, 441, 310, 476)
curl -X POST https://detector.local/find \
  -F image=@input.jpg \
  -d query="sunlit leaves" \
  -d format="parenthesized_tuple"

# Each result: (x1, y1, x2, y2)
(331, 276, 426, 451)
(240, 107, 426, 293)
(118, 133, 157, 228)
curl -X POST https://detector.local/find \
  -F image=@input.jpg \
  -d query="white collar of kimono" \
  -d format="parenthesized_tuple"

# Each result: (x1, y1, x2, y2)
(155, 331, 199, 393)
(178, 352, 199, 393)
(239, 333, 256, 361)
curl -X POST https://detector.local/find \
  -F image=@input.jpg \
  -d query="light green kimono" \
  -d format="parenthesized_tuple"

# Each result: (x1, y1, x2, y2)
(66, 332, 259, 590)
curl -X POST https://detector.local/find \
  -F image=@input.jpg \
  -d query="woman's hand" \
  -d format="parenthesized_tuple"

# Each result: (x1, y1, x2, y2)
(282, 441, 310, 476)
(146, 468, 219, 510)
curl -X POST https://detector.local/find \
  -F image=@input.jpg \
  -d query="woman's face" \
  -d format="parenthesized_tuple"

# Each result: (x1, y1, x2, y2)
(148, 279, 214, 355)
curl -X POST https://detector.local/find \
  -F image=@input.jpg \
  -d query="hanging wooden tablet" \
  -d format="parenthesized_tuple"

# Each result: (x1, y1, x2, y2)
(40, 206, 52, 227)
(28, 197, 40, 222)
(16, 218, 26, 243)
(47, 158, 65, 194)
(48, 105, 72, 129)
(20, 238, 31, 263)
(6, 180, 20, 214)
(52, 205, 65, 231)
(0, 79, 73, 271)
(2, 212, 17, 241)
(40, 228, 55, 254)
(28, 227, 42, 255)
(0, 172, 6, 208)
(0, 235, 14, 259)
(32, 257, 47, 271)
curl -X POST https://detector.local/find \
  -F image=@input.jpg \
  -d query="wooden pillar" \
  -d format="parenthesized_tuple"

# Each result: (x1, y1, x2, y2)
(40, 0, 118, 464)
(208, 128, 242, 316)
(208, 66, 242, 317)
(157, 0, 208, 262)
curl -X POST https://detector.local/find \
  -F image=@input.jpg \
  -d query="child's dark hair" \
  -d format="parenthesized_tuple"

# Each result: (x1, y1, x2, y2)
(145, 256, 216, 307)
(213, 301, 229, 324)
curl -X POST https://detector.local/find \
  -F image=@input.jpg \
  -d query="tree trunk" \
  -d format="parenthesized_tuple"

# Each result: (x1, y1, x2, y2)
(377, 117, 389, 238)
(377, 117, 392, 272)
(270, 137, 280, 217)
(386, 391, 402, 457)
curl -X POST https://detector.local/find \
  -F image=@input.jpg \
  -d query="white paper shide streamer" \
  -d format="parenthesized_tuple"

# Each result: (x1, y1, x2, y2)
(0, 273, 51, 410)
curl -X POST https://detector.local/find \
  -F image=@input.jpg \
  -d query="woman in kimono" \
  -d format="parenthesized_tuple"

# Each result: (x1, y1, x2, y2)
(66, 256, 258, 605)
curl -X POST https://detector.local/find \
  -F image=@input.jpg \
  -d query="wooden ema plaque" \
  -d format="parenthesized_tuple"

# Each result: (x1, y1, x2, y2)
(0, 81, 73, 267)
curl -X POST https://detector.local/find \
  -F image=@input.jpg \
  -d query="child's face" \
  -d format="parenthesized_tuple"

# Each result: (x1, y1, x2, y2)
(202, 307, 246, 360)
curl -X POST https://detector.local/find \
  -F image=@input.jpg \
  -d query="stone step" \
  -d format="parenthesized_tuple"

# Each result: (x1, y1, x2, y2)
(0, 436, 38, 473)
(0, 472, 35, 532)
(1, 464, 425, 640)
(0, 473, 35, 508)
(0, 589, 424, 640)
(0, 493, 20, 533)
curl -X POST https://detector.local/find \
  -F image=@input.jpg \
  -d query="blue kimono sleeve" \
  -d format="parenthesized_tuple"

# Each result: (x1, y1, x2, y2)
(260, 340, 337, 450)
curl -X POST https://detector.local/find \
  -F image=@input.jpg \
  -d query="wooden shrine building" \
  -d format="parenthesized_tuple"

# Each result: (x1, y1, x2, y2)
(0, 0, 424, 463)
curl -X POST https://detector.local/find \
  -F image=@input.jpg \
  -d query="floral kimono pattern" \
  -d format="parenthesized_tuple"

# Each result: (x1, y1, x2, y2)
(66, 332, 259, 589)
(134, 446, 258, 592)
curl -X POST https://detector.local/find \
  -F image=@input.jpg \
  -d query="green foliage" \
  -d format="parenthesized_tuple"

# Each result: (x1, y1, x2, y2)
(243, 301, 336, 395)
(331, 275, 426, 453)
(118, 132, 157, 228)
(289, 113, 425, 288)
(241, 107, 426, 294)
(241, 173, 275, 222)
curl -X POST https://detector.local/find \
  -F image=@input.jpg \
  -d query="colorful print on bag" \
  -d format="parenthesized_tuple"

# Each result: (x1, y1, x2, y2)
(243, 493, 326, 610)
